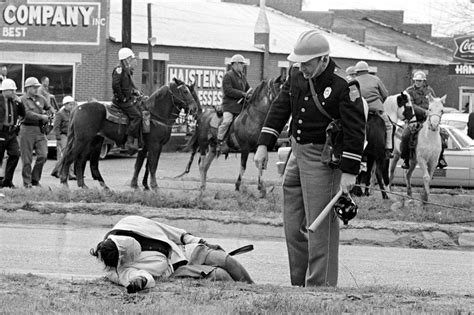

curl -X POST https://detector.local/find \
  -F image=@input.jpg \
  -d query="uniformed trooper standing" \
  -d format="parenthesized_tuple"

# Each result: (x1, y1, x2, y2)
(254, 30, 365, 286)
(354, 60, 393, 155)
(0, 79, 25, 188)
(112, 47, 141, 152)
(20, 77, 53, 188)
(217, 54, 252, 154)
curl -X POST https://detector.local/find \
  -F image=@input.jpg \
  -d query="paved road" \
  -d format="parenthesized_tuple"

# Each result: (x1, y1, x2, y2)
(5, 152, 283, 191)
(0, 223, 472, 295)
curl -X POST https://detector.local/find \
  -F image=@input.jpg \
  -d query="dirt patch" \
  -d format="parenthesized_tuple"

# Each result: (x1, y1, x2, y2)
(0, 274, 471, 314)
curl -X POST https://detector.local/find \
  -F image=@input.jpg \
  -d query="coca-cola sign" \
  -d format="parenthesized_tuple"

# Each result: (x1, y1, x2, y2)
(454, 35, 474, 62)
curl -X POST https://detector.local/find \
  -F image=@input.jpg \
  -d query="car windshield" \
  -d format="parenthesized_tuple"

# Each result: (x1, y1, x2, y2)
(441, 119, 467, 130)
(449, 127, 474, 148)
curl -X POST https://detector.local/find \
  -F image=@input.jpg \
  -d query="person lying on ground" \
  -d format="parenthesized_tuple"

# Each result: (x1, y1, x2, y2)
(90, 215, 254, 293)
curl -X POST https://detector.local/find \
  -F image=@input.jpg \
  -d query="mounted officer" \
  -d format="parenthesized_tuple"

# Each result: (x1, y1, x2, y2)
(254, 30, 365, 287)
(112, 47, 142, 153)
(355, 60, 393, 157)
(0, 79, 25, 188)
(401, 71, 447, 169)
(217, 54, 252, 155)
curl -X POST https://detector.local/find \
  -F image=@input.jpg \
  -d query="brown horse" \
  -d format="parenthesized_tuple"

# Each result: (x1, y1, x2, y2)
(59, 79, 197, 189)
(177, 76, 282, 197)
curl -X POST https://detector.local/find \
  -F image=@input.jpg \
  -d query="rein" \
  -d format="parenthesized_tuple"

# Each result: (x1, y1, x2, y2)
(146, 85, 187, 126)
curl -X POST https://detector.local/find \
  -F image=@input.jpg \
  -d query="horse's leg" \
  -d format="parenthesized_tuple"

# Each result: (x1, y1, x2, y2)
(364, 156, 375, 196)
(143, 160, 150, 190)
(131, 147, 147, 189)
(389, 141, 401, 190)
(375, 159, 389, 199)
(235, 151, 248, 192)
(147, 144, 162, 190)
(199, 146, 215, 191)
(89, 137, 108, 190)
(405, 159, 417, 199)
(418, 159, 430, 203)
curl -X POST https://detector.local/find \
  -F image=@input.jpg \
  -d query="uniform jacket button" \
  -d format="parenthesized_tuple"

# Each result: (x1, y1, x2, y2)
(301, 108, 305, 112)
(304, 96, 309, 101)
(297, 130, 301, 134)
(296, 136, 301, 141)
(298, 119, 303, 124)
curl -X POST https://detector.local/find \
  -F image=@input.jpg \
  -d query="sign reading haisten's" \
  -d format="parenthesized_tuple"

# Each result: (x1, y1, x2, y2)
(0, 0, 106, 45)
(167, 65, 225, 107)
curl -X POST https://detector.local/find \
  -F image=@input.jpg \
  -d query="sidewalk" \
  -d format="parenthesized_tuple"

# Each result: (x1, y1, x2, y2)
(1, 201, 473, 250)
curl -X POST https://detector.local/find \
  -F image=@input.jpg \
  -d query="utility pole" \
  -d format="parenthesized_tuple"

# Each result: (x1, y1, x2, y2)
(147, 3, 154, 94)
(122, 0, 132, 48)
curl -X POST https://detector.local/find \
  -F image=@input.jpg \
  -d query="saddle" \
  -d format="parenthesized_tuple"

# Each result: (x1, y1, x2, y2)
(105, 103, 128, 125)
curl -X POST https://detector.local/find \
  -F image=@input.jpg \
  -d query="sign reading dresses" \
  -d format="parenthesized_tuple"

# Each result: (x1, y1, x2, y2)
(0, 0, 106, 45)
(167, 65, 225, 107)
(453, 35, 474, 62)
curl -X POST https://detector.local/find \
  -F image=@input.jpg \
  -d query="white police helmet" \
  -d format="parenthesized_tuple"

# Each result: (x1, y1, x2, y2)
(0, 78, 17, 91)
(118, 47, 135, 61)
(230, 54, 247, 64)
(355, 61, 369, 72)
(24, 77, 41, 88)
(288, 30, 330, 63)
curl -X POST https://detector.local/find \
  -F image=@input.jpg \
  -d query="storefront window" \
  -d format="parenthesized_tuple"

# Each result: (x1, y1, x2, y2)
(142, 59, 166, 92)
(0, 63, 73, 105)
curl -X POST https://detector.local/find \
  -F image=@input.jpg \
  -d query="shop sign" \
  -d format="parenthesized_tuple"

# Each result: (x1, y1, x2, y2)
(0, 0, 105, 45)
(453, 35, 474, 62)
(449, 63, 474, 76)
(167, 64, 225, 107)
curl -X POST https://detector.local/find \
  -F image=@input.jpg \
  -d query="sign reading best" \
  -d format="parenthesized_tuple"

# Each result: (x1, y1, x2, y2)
(167, 65, 225, 107)
(0, 0, 105, 45)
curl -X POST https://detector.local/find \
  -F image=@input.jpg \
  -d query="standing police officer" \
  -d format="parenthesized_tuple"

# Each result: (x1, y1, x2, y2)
(354, 60, 392, 156)
(217, 54, 251, 154)
(20, 77, 53, 188)
(112, 47, 141, 152)
(254, 30, 366, 286)
(0, 79, 25, 188)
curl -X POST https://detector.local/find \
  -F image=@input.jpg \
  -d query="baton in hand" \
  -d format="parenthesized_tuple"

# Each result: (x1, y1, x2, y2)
(308, 189, 342, 232)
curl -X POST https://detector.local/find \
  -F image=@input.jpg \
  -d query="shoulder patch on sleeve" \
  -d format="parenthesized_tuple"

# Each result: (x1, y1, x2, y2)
(349, 84, 361, 102)
(115, 67, 122, 74)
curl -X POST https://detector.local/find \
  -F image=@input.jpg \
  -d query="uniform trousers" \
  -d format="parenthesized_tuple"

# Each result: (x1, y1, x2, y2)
(20, 125, 48, 186)
(283, 140, 341, 286)
(0, 130, 20, 187)
(118, 100, 141, 137)
(51, 134, 74, 177)
(217, 111, 234, 141)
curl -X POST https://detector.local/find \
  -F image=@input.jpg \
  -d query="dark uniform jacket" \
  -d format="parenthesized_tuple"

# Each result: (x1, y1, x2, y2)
(468, 112, 474, 140)
(405, 84, 436, 110)
(112, 64, 136, 104)
(0, 95, 25, 128)
(257, 59, 366, 175)
(222, 68, 250, 114)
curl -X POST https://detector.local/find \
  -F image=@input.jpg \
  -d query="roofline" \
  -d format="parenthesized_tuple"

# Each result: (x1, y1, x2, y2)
(362, 17, 454, 53)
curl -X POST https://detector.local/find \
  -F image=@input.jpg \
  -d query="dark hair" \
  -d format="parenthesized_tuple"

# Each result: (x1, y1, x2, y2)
(90, 239, 119, 269)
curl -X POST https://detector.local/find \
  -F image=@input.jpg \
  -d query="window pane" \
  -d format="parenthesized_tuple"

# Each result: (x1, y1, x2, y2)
(24, 64, 73, 101)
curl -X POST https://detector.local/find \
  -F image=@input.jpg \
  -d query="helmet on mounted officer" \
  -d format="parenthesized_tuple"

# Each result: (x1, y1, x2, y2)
(230, 54, 247, 64)
(355, 61, 369, 73)
(412, 71, 426, 81)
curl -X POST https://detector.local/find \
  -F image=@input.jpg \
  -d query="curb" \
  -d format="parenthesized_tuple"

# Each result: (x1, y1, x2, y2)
(1, 204, 473, 250)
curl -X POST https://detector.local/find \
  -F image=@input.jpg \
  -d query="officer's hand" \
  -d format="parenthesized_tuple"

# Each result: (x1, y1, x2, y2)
(254, 145, 268, 171)
(142, 95, 149, 102)
(40, 115, 49, 123)
(340, 173, 357, 194)
(126, 276, 147, 294)
(199, 239, 224, 251)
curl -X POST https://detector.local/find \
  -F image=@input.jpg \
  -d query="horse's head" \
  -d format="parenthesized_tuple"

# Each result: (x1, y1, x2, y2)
(396, 91, 415, 122)
(245, 76, 283, 114)
(169, 77, 198, 114)
(426, 94, 446, 131)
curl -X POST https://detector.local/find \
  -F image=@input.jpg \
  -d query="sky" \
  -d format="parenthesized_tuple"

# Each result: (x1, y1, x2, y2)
(303, 0, 474, 37)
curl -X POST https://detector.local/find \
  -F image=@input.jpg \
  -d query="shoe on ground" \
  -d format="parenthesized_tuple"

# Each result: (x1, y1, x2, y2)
(24, 184, 32, 189)
(51, 171, 59, 178)
(32, 181, 41, 188)
(401, 160, 410, 170)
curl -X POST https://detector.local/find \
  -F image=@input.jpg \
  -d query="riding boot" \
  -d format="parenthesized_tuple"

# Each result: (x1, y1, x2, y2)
(125, 135, 138, 154)
(401, 159, 410, 170)
(437, 151, 448, 169)
(217, 140, 230, 156)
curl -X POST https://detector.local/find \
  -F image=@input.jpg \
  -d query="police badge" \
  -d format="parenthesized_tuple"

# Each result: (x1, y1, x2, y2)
(116, 67, 122, 74)
(349, 85, 360, 102)
(323, 87, 332, 99)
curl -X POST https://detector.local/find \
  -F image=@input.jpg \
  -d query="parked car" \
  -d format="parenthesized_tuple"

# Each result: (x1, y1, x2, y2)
(276, 125, 474, 188)
(391, 125, 474, 188)
(441, 112, 469, 134)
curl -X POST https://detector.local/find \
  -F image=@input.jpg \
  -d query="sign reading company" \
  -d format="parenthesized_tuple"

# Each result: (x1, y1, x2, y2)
(453, 35, 474, 62)
(0, 0, 105, 45)
(167, 65, 225, 107)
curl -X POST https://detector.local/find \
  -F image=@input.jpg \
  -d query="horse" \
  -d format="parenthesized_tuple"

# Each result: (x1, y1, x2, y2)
(59, 78, 198, 189)
(352, 92, 414, 199)
(405, 94, 445, 202)
(177, 76, 283, 197)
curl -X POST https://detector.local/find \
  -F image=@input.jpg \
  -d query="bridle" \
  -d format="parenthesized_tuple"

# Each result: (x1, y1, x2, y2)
(245, 78, 280, 116)
(146, 84, 193, 126)
(427, 110, 443, 131)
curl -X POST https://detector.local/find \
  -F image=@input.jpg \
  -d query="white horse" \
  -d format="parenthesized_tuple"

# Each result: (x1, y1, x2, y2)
(405, 94, 446, 202)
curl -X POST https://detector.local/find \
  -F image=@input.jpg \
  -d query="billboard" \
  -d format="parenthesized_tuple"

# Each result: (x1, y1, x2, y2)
(0, 0, 106, 45)
(449, 63, 474, 76)
(453, 35, 474, 62)
(167, 64, 225, 107)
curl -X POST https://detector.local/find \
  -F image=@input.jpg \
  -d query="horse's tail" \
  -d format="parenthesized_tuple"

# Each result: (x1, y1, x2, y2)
(175, 122, 200, 178)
